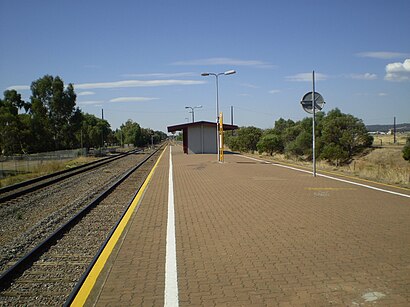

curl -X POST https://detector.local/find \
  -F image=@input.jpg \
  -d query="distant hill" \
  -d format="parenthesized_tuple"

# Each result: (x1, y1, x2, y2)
(366, 123, 410, 133)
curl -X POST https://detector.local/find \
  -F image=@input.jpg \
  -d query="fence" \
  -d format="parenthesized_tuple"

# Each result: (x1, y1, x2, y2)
(0, 148, 87, 179)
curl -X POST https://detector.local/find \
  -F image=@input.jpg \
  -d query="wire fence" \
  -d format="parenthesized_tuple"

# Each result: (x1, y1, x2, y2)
(0, 148, 87, 179)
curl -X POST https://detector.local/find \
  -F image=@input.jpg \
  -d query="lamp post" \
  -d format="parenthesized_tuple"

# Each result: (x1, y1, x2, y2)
(185, 105, 202, 123)
(201, 70, 236, 161)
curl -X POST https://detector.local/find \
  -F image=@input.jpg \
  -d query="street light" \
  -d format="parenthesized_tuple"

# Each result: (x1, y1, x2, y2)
(185, 105, 202, 123)
(201, 70, 236, 161)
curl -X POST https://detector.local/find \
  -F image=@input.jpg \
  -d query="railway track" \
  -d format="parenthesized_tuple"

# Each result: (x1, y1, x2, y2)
(0, 148, 149, 274)
(0, 145, 165, 306)
(0, 148, 140, 203)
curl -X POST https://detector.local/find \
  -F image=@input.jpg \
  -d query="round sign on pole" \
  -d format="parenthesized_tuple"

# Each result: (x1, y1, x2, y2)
(300, 91, 325, 114)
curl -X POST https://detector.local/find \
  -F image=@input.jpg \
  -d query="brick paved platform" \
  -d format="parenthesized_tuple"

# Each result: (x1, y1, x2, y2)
(86, 144, 410, 306)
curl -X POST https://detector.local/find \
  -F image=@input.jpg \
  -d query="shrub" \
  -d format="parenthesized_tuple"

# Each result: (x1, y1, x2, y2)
(403, 137, 410, 161)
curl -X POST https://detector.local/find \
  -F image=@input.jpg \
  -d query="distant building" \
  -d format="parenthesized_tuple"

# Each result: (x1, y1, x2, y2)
(167, 121, 238, 154)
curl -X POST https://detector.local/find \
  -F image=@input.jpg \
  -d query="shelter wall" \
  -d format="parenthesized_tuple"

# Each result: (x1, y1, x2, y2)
(187, 125, 217, 154)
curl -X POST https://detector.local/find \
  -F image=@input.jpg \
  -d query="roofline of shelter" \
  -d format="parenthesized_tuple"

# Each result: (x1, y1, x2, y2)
(167, 121, 238, 133)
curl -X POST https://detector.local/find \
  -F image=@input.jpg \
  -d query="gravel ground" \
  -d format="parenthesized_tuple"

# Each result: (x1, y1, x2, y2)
(0, 149, 157, 275)
(0, 148, 162, 305)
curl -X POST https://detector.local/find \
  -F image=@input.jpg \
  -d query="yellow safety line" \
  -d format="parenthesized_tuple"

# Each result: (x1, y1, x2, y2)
(70, 146, 168, 306)
(247, 154, 409, 192)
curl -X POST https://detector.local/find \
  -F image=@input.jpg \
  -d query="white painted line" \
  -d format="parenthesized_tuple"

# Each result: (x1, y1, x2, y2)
(164, 146, 179, 307)
(317, 173, 410, 198)
(239, 154, 410, 199)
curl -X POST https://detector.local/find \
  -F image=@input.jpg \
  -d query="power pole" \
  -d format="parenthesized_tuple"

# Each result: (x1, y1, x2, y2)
(394, 116, 396, 144)
(101, 109, 104, 149)
(231, 105, 234, 135)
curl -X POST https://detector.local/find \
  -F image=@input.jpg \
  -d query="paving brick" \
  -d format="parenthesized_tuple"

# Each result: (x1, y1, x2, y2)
(87, 145, 410, 306)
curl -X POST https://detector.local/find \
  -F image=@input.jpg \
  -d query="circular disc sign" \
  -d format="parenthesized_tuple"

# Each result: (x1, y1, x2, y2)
(300, 92, 325, 114)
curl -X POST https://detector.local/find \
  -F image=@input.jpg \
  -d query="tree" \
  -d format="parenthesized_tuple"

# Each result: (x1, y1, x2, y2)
(226, 126, 262, 153)
(320, 143, 349, 166)
(154, 130, 167, 143)
(285, 130, 312, 158)
(0, 90, 30, 155)
(274, 118, 295, 134)
(80, 113, 111, 149)
(257, 132, 283, 155)
(119, 119, 141, 146)
(320, 108, 373, 163)
(29, 75, 78, 150)
(403, 137, 410, 162)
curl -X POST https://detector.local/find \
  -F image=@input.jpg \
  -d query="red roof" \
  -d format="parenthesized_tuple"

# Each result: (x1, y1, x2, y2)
(167, 121, 238, 133)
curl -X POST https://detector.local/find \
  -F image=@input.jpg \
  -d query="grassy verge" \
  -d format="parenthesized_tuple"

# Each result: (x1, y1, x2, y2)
(0, 156, 99, 188)
(244, 144, 410, 189)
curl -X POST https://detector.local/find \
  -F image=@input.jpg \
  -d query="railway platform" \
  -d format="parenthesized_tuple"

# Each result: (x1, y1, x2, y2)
(73, 144, 410, 306)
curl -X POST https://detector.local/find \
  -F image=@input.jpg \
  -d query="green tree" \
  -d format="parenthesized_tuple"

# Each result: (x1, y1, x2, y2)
(403, 137, 410, 161)
(154, 130, 167, 143)
(29, 75, 78, 150)
(29, 92, 54, 152)
(257, 132, 283, 155)
(285, 129, 312, 158)
(80, 113, 111, 149)
(320, 143, 349, 166)
(273, 118, 295, 134)
(227, 126, 262, 153)
(320, 108, 373, 163)
(120, 119, 142, 147)
(0, 90, 25, 154)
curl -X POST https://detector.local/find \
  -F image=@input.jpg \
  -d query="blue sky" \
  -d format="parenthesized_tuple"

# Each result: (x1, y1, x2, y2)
(1, 0, 409, 132)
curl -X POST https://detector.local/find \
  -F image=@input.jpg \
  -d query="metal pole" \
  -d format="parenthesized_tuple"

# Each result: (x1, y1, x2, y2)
(231, 105, 234, 136)
(202, 71, 235, 162)
(216, 74, 220, 162)
(192, 109, 195, 123)
(312, 71, 316, 177)
(80, 129, 83, 154)
(101, 108, 104, 149)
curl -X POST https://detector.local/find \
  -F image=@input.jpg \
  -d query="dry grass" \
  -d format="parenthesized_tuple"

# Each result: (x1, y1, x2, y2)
(252, 142, 410, 189)
(325, 148, 409, 188)
(372, 133, 408, 147)
(0, 156, 98, 188)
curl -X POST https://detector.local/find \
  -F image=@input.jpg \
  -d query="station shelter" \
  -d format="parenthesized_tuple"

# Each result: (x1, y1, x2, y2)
(167, 121, 238, 154)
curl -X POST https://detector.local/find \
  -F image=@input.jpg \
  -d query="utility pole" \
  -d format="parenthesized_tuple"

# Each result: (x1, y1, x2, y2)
(101, 109, 104, 149)
(394, 116, 396, 144)
(312, 71, 316, 177)
(231, 105, 234, 135)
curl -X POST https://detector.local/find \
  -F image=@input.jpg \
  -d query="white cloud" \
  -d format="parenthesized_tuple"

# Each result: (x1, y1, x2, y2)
(241, 83, 259, 89)
(74, 79, 205, 89)
(109, 97, 159, 103)
(78, 100, 104, 105)
(285, 73, 328, 82)
(269, 89, 281, 94)
(77, 91, 95, 96)
(350, 73, 377, 80)
(6, 85, 30, 91)
(378, 92, 388, 96)
(121, 72, 195, 78)
(385, 59, 410, 81)
(173, 57, 274, 69)
(356, 51, 410, 59)
(7, 79, 204, 92)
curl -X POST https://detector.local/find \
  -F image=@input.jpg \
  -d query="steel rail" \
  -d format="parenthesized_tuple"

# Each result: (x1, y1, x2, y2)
(0, 145, 163, 292)
(0, 148, 142, 203)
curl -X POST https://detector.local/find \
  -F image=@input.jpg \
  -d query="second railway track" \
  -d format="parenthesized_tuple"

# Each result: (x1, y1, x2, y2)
(0, 145, 165, 306)
(0, 148, 141, 203)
